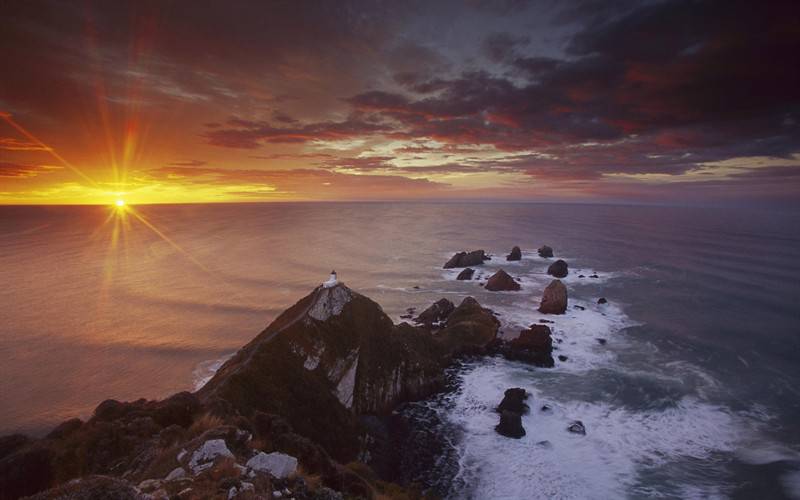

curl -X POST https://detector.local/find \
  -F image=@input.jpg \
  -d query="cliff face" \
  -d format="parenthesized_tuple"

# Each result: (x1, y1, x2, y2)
(198, 283, 499, 461)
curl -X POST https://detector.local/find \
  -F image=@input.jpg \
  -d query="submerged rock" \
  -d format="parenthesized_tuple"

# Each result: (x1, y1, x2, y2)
(414, 298, 455, 327)
(506, 246, 522, 261)
(456, 268, 475, 280)
(443, 250, 489, 269)
(485, 269, 521, 291)
(538, 280, 568, 314)
(538, 245, 553, 258)
(567, 421, 586, 435)
(547, 259, 569, 278)
(598, 297, 608, 304)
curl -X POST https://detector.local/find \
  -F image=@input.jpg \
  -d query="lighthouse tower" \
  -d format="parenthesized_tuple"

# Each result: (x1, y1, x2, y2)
(323, 270, 338, 288)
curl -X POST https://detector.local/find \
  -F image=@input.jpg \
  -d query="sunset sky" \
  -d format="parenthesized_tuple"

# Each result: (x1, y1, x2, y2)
(2, 0, 799, 205)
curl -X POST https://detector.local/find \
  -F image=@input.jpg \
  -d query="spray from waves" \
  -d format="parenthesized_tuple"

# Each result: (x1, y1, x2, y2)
(412, 249, 788, 498)
(445, 358, 750, 499)
(192, 352, 235, 391)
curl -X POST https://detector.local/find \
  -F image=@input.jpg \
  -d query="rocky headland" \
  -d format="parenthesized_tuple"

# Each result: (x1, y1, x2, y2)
(1, 245, 602, 499)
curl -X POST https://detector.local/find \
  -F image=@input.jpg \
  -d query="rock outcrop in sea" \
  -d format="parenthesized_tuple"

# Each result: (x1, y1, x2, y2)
(443, 250, 489, 268)
(0, 281, 499, 500)
(537, 245, 554, 258)
(485, 269, 521, 291)
(506, 246, 522, 261)
(538, 279, 568, 314)
(547, 259, 569, 278)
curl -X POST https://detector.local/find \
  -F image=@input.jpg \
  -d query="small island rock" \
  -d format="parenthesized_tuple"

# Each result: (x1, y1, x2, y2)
(506, 246, 522, 261)
(485, 269, 521, 291)
(538, 280, 568, 314)
(456, 268, 475, 280)
(443, 250, 489, 269)
(538, 245, 554, 258)
(547, 259, 569, 278)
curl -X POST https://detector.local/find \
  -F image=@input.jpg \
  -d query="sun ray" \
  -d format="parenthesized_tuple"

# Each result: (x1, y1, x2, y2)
(0, 112, 99, 187)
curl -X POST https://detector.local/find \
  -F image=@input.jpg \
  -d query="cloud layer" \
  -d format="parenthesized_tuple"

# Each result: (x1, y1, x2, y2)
(1, 0, 799, 204)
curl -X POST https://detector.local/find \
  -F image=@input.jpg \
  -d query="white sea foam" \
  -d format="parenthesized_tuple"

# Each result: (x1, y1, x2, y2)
(782, 469, 800, 499)
(192, 352, 235, 391)
(428, 248, 780, 499)
(446, 359, 749, 500)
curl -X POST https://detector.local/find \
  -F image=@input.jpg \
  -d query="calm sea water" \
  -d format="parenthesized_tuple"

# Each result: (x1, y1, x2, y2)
(1, 202, 799, 498)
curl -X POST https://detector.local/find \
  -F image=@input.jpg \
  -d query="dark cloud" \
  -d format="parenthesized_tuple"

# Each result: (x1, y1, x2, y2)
(0, 162, 61, 178)
(2, 0, 799, 203)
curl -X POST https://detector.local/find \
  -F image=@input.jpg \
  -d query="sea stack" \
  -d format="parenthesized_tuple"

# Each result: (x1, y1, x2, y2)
(538, 245, 554, 258)
(538, 279, 568, 314)
(547, 259, 568, 278)
(485, 269, 521, 291)
(506, 246, 522, 261)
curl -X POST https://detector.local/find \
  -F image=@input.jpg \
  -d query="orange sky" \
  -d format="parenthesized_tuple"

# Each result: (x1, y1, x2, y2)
(2, 1, 799, 206)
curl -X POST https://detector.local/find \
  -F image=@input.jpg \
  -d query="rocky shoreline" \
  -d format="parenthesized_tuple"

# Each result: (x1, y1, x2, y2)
(0, 245, 608, 500)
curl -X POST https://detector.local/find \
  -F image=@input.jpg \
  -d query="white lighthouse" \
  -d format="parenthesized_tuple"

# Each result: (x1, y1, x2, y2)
(323, 270, 338, 288)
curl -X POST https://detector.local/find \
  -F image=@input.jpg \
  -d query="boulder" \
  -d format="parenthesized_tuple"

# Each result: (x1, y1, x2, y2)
(558, 355, 568, 362)
(567, 421, 586, 435)
(495, 411, 525, 439)
(538, 245, 553, 258)
(503, 324, 554, 367)
(547, 259, 568, 278)
(506, 246, 522, 261)
(485, 269, 521, 291)
(246, 452, 298, 479)
(443, 250, 489, 269)
(188, 439, 234, 474)
(538, 280, 567, 314)
(456, 268, 475, 280)
(414, 298, 455, 327)
(497, 388, 529, 414)
(598, 297, 607, 304)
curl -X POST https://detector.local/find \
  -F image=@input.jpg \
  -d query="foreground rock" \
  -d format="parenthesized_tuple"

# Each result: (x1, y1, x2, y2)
(502, 325, 554, 367)
(443, 250, 489, 268)
(1, 281, 499, 500)
(547, 259, 569, 278)
(538, 279, 568, 314)
(485, 269, 521, 291)
(506, 246, 522, 261)
(456, 268, 475, 280)
(538, 245, 554, 258)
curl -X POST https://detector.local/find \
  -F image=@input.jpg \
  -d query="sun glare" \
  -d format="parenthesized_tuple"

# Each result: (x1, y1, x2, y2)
(115, 199, 125, 207)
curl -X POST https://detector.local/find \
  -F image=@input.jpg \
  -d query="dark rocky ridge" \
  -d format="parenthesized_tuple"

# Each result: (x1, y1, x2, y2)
(443, 250, 489, 269)
(1, 283, 499, 500)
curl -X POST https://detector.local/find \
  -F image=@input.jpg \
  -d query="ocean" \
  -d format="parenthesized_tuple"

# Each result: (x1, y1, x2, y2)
(1, 202, 799, 498)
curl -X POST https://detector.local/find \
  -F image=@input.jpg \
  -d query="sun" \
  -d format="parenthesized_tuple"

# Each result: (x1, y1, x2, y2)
(115, 199, 125, 207)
